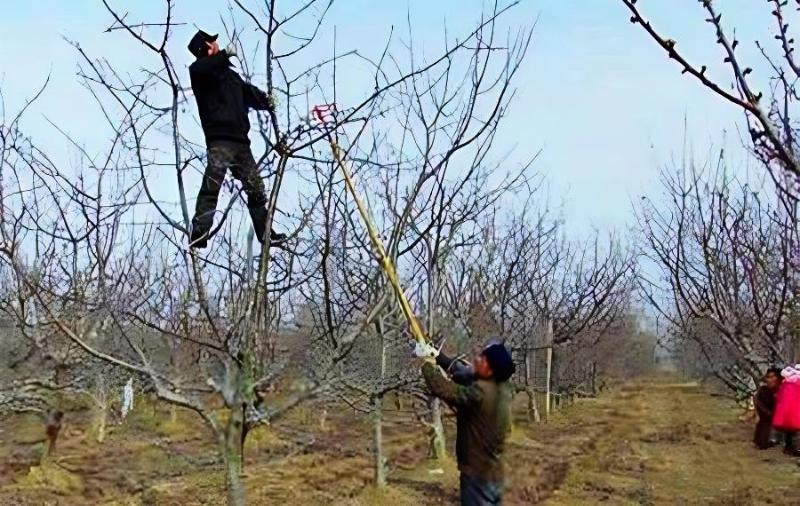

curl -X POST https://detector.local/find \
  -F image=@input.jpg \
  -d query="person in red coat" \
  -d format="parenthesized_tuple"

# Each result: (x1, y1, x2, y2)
(773, 366, 800, 456)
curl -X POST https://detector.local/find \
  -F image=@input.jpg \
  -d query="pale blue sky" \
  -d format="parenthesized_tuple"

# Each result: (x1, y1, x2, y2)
(0, 1, 774, 234)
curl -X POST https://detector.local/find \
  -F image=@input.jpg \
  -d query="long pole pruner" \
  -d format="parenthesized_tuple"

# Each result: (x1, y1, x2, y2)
(312, 104, 429, 345)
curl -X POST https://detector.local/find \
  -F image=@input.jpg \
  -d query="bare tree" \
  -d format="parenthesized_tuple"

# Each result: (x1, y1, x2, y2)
(620, 0, 800, 397)
(1, 0, 533, 503)
(621, 0, 800, 209)
(0, 82, 134, 442)
(637, 152, 796, 397)
(437, 199, 636, 420)
(291, 0, 535, 472)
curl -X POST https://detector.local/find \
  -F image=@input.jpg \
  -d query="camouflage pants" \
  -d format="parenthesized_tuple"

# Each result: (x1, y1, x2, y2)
(191, 141, 267, 234)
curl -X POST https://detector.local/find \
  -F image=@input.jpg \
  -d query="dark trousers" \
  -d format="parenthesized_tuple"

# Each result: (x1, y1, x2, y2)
(192, 140, 267, 236)
(460, 474, 503, 506)
(754, 419, 774, 449)
(785, 431, 797, 453)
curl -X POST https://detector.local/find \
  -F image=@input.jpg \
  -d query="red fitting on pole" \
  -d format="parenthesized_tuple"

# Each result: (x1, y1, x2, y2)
(312, 103, 337, 123)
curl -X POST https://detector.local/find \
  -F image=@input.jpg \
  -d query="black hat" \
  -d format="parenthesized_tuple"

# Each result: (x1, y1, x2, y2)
(482, 340, 515, 382)
(188, 30, 218, 58)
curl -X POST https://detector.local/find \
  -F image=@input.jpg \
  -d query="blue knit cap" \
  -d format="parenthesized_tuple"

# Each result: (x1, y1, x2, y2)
(482, 339, 515, 382)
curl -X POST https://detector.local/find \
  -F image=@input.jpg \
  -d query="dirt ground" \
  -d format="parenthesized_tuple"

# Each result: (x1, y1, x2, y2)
(1, 377, 799, 505)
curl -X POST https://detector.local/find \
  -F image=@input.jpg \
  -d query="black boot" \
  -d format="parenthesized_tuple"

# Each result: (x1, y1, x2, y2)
(189, 225, 209, 249)
(270, 229, 288, 245)
(249, 206, 287, 246)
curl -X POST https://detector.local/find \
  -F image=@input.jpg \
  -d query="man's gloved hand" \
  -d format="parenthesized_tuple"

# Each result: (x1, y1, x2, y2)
(412, 340, 439, 360)
(224, 43, 238, 57)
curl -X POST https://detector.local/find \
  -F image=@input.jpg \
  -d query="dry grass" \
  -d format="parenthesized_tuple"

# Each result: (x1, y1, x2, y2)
(543, 379, 800, 505)
(1, 377, 798, 505)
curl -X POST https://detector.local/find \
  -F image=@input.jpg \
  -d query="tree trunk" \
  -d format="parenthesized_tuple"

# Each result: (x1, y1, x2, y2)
(372, 317, 389, 484)
(221, 408, 246, 506)
(429, 397, 447, 460)
(373, 394, 387, 487)
(545, 318, 553, 420)
(423, 255, 447, 460)
(527, 389, 540, 422)
(524, 348, 540, 422)
(545, 346, 553, 419)
(93, 406, 107, 444)
(793, 331, 800, 364)
(91, 374, 109, 444)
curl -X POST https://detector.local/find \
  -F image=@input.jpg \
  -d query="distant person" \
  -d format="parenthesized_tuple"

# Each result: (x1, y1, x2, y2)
(186, 29, 286, 248)
(753, 367, 782, 449)
(44, 410, 63, 458)
(414, 338, 515, 505)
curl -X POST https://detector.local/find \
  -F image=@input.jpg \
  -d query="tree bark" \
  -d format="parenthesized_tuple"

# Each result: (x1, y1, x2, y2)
(91, 374, 109, 444)
(792, 328, 800, 363)
(545, 318, 553, 420)
(429, 397, 447, 460)
(545, 346, 553, 419)
(423, 268, 447, 460)
(93, 406, 107, 444)
(221, 407, 246, 506)
(373, 394, 387, 487)
(524, 349, 540, 422)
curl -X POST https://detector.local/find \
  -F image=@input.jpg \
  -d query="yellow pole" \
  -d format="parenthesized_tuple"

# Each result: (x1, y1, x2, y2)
(327, 140, 429, 344)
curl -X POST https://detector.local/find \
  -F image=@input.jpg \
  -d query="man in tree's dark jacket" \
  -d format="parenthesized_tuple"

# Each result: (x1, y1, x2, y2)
(417, 339, 515, 506)
(186, 30, 285, 248)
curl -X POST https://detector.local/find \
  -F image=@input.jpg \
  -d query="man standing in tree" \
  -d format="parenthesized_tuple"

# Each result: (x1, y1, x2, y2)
(186, 30, 286, 248)
(415, 338, 515, 505)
